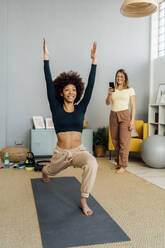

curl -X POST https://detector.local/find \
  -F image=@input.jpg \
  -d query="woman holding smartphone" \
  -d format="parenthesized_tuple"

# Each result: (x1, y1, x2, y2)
(42, 39, 98, 216)
(106, 69, 136, 174)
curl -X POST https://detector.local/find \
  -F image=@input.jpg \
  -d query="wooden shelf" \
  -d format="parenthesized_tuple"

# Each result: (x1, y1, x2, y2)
(149, 122, 158, 124)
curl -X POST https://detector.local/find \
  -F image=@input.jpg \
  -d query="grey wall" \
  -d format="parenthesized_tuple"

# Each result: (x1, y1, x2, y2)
(151, 56, 165, 103)
(0, 0, 150, 149)
(0, 0, 8, 150)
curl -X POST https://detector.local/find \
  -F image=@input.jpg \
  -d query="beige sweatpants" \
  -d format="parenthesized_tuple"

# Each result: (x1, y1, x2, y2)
(42, 144, 98, 198)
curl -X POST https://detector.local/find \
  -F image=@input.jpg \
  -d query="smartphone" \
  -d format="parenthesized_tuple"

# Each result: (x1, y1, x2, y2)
(109, 82, 115, 91)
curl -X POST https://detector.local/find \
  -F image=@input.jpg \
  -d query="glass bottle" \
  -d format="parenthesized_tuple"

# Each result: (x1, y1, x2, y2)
(4, 152, 10, 169)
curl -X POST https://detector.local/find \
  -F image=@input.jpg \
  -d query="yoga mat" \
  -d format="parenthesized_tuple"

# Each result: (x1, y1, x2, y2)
(31, 177, 130, 248)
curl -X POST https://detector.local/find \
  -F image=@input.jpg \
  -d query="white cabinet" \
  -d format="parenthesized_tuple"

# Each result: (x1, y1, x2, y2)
(148, 104, 165, 136)
(31, 129, 93, 156)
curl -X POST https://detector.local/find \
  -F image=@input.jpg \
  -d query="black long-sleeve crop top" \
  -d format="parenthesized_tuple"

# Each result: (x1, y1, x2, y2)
(44, 60, 97, 134)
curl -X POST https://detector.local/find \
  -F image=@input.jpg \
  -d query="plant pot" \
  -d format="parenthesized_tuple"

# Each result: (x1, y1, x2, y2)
(94, 145, 106, 157)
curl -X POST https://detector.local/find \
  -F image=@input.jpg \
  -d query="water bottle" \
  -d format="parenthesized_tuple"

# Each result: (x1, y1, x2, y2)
(4, 152, 10, 169)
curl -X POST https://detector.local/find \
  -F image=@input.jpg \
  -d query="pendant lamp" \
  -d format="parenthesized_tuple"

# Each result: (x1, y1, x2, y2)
(120, 0, 158, 17)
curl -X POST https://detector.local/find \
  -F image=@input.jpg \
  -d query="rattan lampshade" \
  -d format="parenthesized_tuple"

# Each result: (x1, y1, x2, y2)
(120, 0, 158, 17)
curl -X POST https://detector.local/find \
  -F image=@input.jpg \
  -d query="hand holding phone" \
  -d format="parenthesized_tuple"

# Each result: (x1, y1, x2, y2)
(109, 82, 115, 92)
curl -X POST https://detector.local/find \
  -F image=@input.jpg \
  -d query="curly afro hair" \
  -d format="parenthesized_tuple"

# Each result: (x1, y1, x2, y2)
(53, 71, 85, 104)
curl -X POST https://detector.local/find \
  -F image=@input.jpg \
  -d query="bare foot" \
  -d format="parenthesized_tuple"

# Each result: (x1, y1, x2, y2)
(80, 197, 93, 216)
(112, 165, 120, 170)
(42, 172, 50, 182)
(116, 167, 126, 174)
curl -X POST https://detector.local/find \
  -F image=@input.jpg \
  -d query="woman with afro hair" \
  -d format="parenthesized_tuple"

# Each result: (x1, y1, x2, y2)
(42, 38, 98, 216)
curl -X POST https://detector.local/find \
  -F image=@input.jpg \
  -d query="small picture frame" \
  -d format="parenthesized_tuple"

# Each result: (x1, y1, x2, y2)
(32, 116, 45, 129)
(45, 118, 54, 129)
(156, 83, 165, 104)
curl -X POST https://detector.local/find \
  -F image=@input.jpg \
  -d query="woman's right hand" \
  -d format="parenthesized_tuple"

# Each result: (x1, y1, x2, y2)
(43, 38, 49, 60)
(108, 87, 114, 96)
(106, 87, 113, 105)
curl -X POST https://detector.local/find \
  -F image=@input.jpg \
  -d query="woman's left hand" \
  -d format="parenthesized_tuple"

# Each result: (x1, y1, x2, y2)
(129, 120, 134, 131)
(91, 41, 97, 63)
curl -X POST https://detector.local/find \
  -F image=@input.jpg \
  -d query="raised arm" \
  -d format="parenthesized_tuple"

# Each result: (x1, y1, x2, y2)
(43, 38, 52, 84)
(43, 38, 59, 113)
(79, 42, 97, 112)
(91, 41, 97, 65)
(43, 38, 49, 60)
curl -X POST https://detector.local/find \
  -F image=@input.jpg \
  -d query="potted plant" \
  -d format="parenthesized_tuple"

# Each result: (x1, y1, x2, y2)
(93, 127, 108, 157)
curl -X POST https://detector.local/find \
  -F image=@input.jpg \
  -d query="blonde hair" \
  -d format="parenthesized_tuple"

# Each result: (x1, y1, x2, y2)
(115, 69, 129, 89)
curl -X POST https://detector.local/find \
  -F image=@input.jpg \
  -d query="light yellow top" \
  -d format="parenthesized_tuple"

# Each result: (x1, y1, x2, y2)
(111, 87, 135, 112)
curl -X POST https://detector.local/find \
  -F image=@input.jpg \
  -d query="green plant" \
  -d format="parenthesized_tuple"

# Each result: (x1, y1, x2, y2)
(93, 127, 108, 147)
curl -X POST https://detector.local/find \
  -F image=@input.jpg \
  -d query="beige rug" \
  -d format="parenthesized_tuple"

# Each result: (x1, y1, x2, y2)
(0, 158, 165, 248)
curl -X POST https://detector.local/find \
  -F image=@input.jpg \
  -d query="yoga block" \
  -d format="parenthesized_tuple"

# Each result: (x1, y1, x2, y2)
(0, 146, 30, 162)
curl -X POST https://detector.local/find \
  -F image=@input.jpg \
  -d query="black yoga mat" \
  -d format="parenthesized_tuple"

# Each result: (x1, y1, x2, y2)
(31, 177, 130, 248)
